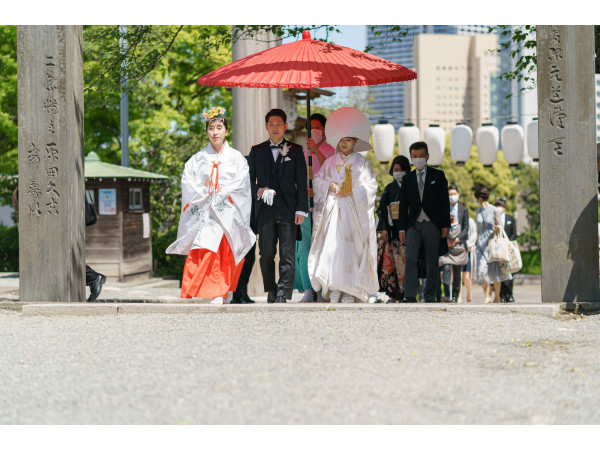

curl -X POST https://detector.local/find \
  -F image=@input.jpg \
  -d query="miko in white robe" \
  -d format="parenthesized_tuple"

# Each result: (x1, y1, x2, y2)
(307, 150, 379, 302)
(166, 142, 256, 299)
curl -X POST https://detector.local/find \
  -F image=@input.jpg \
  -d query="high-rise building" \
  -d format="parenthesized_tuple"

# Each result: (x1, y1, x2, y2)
(367, 25, 532, 141)
(367, 26, 434, 128)
(407, 33, 499, 136)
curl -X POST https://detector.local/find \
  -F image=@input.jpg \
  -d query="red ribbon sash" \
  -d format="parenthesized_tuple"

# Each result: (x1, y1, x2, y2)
(205, 161, 222, 194)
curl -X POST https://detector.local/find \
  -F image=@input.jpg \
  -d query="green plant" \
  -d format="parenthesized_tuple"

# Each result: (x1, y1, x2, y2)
(520, 249, 541, 275)
(152, 226, 185, 280)
(0, 224, 18, 271)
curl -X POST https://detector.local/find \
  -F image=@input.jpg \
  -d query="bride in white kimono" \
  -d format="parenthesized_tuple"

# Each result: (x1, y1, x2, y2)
(308, 107, 379, 303)
(166, 107, 256, 304)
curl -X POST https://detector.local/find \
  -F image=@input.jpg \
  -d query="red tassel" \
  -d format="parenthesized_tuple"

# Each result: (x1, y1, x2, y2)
(183, 203, 190, 212)
(229, 195, 234, 204)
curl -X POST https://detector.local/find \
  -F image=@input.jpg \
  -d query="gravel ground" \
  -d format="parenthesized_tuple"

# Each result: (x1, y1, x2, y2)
(1, 308, 599, 425)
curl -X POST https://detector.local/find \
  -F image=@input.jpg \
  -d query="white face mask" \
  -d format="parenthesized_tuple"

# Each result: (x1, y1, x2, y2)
(412, 158, 427, 171)
(449, 194, 459, 204)
(393, 171, 406, 183)
(311, 129, 324, 144)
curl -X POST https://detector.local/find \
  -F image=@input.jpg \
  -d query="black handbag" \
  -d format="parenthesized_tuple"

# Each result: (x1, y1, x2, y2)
(85, 192, 97, 227)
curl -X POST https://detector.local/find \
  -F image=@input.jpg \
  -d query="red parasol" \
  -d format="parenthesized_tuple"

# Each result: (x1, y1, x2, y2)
(199, 30, 417, 89)
(198, 30, 417, 220)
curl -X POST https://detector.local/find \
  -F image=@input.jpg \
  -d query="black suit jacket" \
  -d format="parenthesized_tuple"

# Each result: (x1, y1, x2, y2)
(399, 166, 451, 231)
(244, 155, 257, 234)
(398, 166, 451, 255)
(504, 213, 517, 241)
(247, 139, 309, 219)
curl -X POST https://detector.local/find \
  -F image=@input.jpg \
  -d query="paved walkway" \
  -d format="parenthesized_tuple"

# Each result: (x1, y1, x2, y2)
(0, 272, 543, 304)
(3, 272, 599, 425)
(1, 306, 599, 425)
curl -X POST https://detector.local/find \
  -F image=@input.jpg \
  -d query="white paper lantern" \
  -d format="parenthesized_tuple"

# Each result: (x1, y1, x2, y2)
(372, 121, 395, 163)
(423, 124, 445, 166)
(526, 119, 539, 162)
(398, 123, 421, 158)
(476, 123, 499, 167)
(450, 123, 472, 166)
(501, 122, 524, 167)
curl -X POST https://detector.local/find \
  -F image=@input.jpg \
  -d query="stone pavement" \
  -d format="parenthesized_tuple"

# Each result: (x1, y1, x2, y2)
(2, 272, 600, 425)
(1, 271, 543, 305)
(1, 306, 599, 425)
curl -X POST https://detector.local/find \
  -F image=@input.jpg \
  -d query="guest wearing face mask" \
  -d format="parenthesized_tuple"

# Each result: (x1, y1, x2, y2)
(438, 213, 468, 302)
(377, 155, 411, 302)
(296, 113, 337, 303)
(441, 185, 470, 302)
(494, 198, 517, 303)
(398, 141, 451, 303)
(474, 186, 511, 303)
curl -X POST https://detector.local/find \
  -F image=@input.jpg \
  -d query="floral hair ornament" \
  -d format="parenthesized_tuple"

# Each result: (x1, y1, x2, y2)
(202, 105, 227, 122)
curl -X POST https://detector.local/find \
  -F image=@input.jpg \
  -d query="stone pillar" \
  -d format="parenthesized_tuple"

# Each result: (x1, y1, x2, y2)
(231, 28, 283, 297)
(537, 26, 599, 303)
(17, 26, 85, 302)
(231, 28, 283, 156)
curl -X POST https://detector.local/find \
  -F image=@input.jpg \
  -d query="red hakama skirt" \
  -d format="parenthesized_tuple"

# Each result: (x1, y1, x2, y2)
(181, 236, 244, 299)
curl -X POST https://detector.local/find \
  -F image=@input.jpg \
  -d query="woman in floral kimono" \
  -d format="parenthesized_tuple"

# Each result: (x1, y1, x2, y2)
(376, 155, 411, 303)
(307, 107, 379, 303)
(167, 106, 256, 304)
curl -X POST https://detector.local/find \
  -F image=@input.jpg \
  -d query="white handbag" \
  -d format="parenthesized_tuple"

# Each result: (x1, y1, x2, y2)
(487, 227, 511, 263)
(499, 240, 523, 274)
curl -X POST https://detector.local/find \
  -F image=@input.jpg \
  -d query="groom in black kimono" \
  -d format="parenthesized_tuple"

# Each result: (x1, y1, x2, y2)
(248, 109, 308, 303)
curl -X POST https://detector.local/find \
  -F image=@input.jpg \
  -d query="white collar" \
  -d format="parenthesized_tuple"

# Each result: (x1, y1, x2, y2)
(208, 141, 227, 155)
(339, 150, 354, 161)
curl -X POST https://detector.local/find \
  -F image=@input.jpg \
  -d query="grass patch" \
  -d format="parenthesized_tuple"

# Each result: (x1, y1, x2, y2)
(520, 249, 541, 275)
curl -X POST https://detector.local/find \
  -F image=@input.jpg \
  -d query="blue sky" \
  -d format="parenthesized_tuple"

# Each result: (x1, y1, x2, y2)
(283, 25, 366, 51)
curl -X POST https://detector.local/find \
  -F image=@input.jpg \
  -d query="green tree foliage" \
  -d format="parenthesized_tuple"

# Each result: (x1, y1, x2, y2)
(440, 141, 517, 218)
(0, 25, 235, 277)
(0, 25, 18, 204)
(82, 26, 234, 278)
(0, 223, 18, 271)
(490, 25, 600, 95)
(83, 25, 233, 164)
(513, 163, 540, 249)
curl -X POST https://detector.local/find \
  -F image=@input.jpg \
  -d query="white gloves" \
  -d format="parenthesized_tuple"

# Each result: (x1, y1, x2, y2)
(260, 188, 276, 206)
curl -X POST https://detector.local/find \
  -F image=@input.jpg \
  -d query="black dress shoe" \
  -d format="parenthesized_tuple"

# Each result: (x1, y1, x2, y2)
(508, 296, 515, 303)
(230, 297, 246, 304)
(403, 297, 417, 303)
(267, 290, 277, 303)
(87, 274, 106, 302)
(275, 296, 287, 303)
(243, 294, 255, 304)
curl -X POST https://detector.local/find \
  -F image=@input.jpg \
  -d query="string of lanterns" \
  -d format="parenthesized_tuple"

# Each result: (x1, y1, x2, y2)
(372, 120, 539, 166)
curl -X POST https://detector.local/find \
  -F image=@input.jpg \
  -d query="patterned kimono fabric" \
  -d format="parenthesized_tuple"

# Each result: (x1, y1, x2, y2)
(378, 238, 406, 301)
(376, 181, 405, 301)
